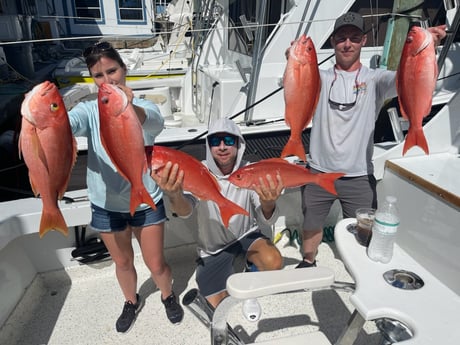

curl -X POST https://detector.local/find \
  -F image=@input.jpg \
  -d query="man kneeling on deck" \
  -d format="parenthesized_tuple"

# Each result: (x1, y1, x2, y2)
(152, 118, 284, 320)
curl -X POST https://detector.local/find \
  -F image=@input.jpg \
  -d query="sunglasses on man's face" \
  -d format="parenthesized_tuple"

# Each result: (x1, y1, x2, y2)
(83, 41, 113, 58)
(208, 135, 237, 147)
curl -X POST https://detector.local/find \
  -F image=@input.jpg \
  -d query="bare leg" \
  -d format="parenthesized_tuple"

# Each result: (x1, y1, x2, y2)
(100, 229, 138, 303)
(133, 223, 172, 299)
(246, 238, 283, 270)
(301, 229, 323, 263)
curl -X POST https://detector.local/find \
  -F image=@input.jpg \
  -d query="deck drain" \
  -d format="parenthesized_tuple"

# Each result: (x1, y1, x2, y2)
(376, 318, 413, 343)
(383, 269, 424, 290)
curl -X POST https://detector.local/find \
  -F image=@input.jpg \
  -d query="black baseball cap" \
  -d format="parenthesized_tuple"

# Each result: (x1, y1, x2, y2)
(332, 12, 364, 35)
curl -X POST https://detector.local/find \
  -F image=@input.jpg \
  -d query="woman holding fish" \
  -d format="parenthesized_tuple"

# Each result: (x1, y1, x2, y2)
(286, 12, 447, 268)
(67, 42, 183, 332)
(152, 118, 284, 312)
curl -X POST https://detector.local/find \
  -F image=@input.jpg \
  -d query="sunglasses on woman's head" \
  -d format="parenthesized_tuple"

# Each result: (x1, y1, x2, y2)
(208, 135, 237, 147)
(83, 41, 113, 58)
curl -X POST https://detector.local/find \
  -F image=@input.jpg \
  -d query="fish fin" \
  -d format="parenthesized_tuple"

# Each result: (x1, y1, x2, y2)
(130, 187, 157, 216)
(219, 199, 249, 228)
(39, 207, 68, 238)
(29, 179, 40, 197)
(145, 145, 154, 165)
(24, 129, 50, 173)
(58, 136, 78, 199)
(315, 172, 345, 195)
(280, 137, 306, 161)
(402, 127, 429, 155)
(415, 30, 433, 55)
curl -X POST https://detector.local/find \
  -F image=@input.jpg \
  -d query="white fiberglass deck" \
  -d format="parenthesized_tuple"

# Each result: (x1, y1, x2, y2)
(0, 237, 381, 345)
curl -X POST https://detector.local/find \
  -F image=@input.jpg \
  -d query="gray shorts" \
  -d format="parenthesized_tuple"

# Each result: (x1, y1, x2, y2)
(195, 231, 267, 297)
(301, 169, 377, 231)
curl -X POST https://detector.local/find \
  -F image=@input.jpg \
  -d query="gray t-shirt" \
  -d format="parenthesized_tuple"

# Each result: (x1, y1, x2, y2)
(308, 65, 396, 176)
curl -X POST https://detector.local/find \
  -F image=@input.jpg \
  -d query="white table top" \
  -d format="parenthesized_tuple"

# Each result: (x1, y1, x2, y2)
(335, 218, 460, 345)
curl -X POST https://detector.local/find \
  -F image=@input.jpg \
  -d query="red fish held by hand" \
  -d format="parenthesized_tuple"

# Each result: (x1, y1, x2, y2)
(228, 158, 344, 195)
(397, 26, 437, 155)
(281, 34, 320, 161)
(150, 146, 249, 228)
(19, 81, 77, 238)
(98, 83, 156, 215)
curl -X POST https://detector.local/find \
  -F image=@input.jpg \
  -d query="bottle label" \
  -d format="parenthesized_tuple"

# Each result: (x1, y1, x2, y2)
(373, 221, 398, 235)
(374, 218, 399, 227)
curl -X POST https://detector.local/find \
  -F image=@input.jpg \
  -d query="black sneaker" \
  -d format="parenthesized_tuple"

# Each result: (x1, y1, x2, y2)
(116, 293, 144, 333)
(161, 292, 184, 324)
(295, 259, 317, 269)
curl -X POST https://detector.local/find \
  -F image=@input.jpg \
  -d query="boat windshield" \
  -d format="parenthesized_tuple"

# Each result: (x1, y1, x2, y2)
(227, 0, 286, 56)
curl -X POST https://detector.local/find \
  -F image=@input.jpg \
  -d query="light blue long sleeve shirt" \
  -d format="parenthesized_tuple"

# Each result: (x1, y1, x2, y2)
(68, 97, 164, 212)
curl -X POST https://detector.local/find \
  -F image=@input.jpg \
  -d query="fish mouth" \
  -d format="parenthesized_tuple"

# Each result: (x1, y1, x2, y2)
(41, 81, 55, 95)
(99, 83, 129, 109)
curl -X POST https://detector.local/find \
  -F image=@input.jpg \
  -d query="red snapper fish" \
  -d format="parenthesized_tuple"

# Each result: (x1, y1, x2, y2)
(281, 34, 320, 161)
(19, 81, 77, 238)
(98, 83, 156, 215)
(149, 146, 249, 228)
(397, 26, 437, 155)
(228, 158, 344, 195)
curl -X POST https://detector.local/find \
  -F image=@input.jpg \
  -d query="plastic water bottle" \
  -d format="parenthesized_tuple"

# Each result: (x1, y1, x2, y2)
(367, 196, 400, 263)
(242, 261, 261, 322)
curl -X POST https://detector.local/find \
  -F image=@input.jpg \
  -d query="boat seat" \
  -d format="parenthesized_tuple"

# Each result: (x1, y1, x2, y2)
(211, 267, 335, 345)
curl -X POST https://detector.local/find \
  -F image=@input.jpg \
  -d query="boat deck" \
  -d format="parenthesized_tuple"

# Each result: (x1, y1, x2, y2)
(0, 237, 382, 345)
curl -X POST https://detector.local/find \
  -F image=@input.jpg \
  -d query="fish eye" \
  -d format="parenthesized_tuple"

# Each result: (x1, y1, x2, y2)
(50, 103, 59, 112)
(101, 96, 109, 104)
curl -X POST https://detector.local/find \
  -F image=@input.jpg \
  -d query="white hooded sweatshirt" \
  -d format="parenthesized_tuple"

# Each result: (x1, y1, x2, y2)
(185, 118, 280, 257)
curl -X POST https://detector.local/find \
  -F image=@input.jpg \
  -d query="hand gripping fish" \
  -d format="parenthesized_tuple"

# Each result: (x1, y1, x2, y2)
(281, 34, 320, 161)
(98, 83, 156, 215)
(228, 158, 344, 195)
(397, 26, 438, 155)
(19, 81, 77, 238)
(149, 146, 249, 228)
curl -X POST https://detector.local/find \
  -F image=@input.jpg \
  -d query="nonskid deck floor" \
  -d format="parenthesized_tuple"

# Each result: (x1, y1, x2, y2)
(0, 237, 382, 345)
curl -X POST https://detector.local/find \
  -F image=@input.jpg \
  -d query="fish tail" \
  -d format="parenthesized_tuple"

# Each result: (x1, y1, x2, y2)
(130, 187, 157, 216)
(219, 200, 250, 228)
(403, 128, 429, 155)
(39, 208, 69, 238)
(280, 137, 306, 161)
(316, 172, 345, 195)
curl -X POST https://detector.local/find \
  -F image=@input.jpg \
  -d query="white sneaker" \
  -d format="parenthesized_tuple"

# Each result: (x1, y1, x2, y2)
(242, 298, 261, 322)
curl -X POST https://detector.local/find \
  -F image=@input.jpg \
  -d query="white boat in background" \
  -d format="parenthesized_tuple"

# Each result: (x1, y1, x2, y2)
(58, 0, 460, 160)
(52, 1, 194, 88)
(1, 1, 460, 344)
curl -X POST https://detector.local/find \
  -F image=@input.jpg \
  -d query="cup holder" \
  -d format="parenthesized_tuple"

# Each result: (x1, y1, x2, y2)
(383, 269, 424, 290)
(376, 318, 413, 343)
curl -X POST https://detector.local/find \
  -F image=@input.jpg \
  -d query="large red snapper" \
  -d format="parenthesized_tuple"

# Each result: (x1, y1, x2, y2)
(149, 146, 249, 228)
(98, 83, 156, 215)
(281, 34, 320, 161)
(397, 26, 437, 155)
(19, 81, 77, 238)
(228, 158, 344, 195)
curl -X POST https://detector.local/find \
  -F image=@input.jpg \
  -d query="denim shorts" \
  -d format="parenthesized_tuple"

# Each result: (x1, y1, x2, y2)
(90, 199, 166, 232)
(195, 231, 267, 297)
